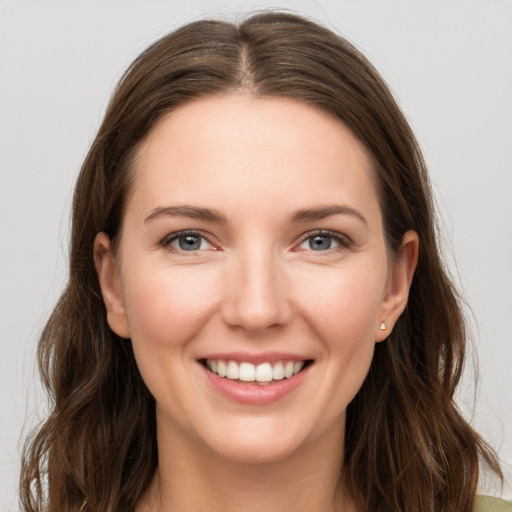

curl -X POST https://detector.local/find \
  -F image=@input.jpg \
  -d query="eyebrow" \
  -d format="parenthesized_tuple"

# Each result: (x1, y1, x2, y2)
(290, 204, 368, 226)
(144, 205, 227, 224)
(144, 203, 367, 226)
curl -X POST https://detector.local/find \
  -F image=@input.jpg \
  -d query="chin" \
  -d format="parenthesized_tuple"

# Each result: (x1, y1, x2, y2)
(196, 416, 318, 466)
(212, 437, 301, 465)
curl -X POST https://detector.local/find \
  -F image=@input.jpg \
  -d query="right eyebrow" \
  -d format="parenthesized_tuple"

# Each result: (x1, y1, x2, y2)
(144, 205, 228, 224)
(290, 204, 368, 227)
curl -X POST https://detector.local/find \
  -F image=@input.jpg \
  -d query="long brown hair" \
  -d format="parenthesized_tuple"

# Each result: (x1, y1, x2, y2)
(20, 11, 502, 512)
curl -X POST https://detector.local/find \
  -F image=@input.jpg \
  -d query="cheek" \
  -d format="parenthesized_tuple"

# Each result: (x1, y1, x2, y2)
(121, 263, 221, 347)
(292, 263, 386, 345)
(292, 264, 386, 422)
(120, 262, 224, 420)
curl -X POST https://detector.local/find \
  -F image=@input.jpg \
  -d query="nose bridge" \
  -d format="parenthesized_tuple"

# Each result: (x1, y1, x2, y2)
(222, 242, 290, 332)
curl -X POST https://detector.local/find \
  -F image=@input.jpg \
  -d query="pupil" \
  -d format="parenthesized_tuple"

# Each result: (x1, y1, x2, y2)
(310, 235, 331, 251)
(179, 235, 201, 251)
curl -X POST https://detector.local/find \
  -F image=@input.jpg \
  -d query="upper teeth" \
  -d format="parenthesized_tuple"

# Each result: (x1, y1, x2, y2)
(206, 359, 305, 383)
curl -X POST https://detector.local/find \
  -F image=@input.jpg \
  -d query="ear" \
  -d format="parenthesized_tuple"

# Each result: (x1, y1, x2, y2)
(375, 230, 419, 342)
(93, 232, 131, 338)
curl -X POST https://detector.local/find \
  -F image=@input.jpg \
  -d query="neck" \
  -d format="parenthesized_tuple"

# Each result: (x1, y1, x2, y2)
(138, 416, 354, 512)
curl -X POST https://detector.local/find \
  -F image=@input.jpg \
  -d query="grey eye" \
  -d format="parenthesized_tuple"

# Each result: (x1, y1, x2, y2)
(164, 232, 213, 252)
(178, 235, 203, 251)
(298, 232, 345, 252)
(309, 235, 333, 251)
(163, 230, 215, 253)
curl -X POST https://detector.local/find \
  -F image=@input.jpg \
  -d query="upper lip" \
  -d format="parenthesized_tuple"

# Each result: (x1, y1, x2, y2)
(198, 352, 312, 365)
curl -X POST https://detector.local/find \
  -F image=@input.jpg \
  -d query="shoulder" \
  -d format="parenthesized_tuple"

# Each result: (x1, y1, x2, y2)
(475, 496, 512, 512)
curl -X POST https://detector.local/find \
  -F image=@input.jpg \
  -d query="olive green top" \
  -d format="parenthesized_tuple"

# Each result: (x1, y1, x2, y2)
(476, 496, 512, 512)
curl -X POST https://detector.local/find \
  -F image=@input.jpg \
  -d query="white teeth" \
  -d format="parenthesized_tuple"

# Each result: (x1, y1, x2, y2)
(239, 362, 256, 382)
(293, 361, 305, 374)
(255, 362, 273, 382)
(226, 361, 239, 380)
(217, 360, 227, 377)
(272, 361, 284, 380)
(205, 359, 308, 383)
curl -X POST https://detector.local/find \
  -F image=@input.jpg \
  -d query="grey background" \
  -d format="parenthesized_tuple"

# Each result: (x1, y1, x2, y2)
(1, 1, 511, 509)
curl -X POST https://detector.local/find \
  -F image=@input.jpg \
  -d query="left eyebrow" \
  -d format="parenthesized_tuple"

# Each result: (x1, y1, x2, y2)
(144, 205, 228, 224)
(290, 204, 368, 226)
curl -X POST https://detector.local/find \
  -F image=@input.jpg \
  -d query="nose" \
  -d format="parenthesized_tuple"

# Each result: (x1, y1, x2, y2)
(221, 248, 292, 333)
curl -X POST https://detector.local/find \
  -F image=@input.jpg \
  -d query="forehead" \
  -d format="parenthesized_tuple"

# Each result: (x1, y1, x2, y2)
(128, 94, 380, 222)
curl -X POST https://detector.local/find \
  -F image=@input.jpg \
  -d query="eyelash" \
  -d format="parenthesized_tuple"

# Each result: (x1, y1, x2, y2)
(160, 229, 353, 254)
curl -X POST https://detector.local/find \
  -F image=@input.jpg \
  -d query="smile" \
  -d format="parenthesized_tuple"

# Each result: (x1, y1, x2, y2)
(204, 359, 307, 385)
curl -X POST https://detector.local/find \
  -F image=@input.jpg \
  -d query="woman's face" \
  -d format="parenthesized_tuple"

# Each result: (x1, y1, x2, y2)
(95, 94, 416, 464)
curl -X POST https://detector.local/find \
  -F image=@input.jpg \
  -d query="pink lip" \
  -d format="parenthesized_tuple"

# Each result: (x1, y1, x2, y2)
(199, 360, 311, 405)
(199, 351, 308, 365)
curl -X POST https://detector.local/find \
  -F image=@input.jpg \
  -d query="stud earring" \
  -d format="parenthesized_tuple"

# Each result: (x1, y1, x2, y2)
(379, 322, 386, 330)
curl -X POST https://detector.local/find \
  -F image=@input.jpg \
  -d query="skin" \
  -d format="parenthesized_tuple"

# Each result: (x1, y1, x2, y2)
(94, 94, 418, 512)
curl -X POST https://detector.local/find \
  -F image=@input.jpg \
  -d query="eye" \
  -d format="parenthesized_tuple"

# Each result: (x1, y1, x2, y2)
(162, 231, 214, 252)
(297, 231, 351, 252)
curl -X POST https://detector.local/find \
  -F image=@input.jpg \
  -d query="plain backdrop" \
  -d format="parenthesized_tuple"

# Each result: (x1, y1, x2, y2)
(1, 1, 511, 509)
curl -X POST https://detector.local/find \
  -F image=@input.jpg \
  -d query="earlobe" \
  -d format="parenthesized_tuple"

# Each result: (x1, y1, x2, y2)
(375, 230, 419, 342)
(93, 232, 131, 338)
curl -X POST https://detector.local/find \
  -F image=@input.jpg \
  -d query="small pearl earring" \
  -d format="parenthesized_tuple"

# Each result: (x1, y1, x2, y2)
(379, 322, 386, 330)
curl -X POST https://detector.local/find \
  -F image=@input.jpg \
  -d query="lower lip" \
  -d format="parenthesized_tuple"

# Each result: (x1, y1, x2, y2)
(200, 363, 311, 405)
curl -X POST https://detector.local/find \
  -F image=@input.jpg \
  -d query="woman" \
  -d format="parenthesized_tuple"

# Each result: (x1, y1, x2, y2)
(20, 11, 508, 512)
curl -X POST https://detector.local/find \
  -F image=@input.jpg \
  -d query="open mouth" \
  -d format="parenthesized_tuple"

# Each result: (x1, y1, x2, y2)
(199, 358, 313, 386)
